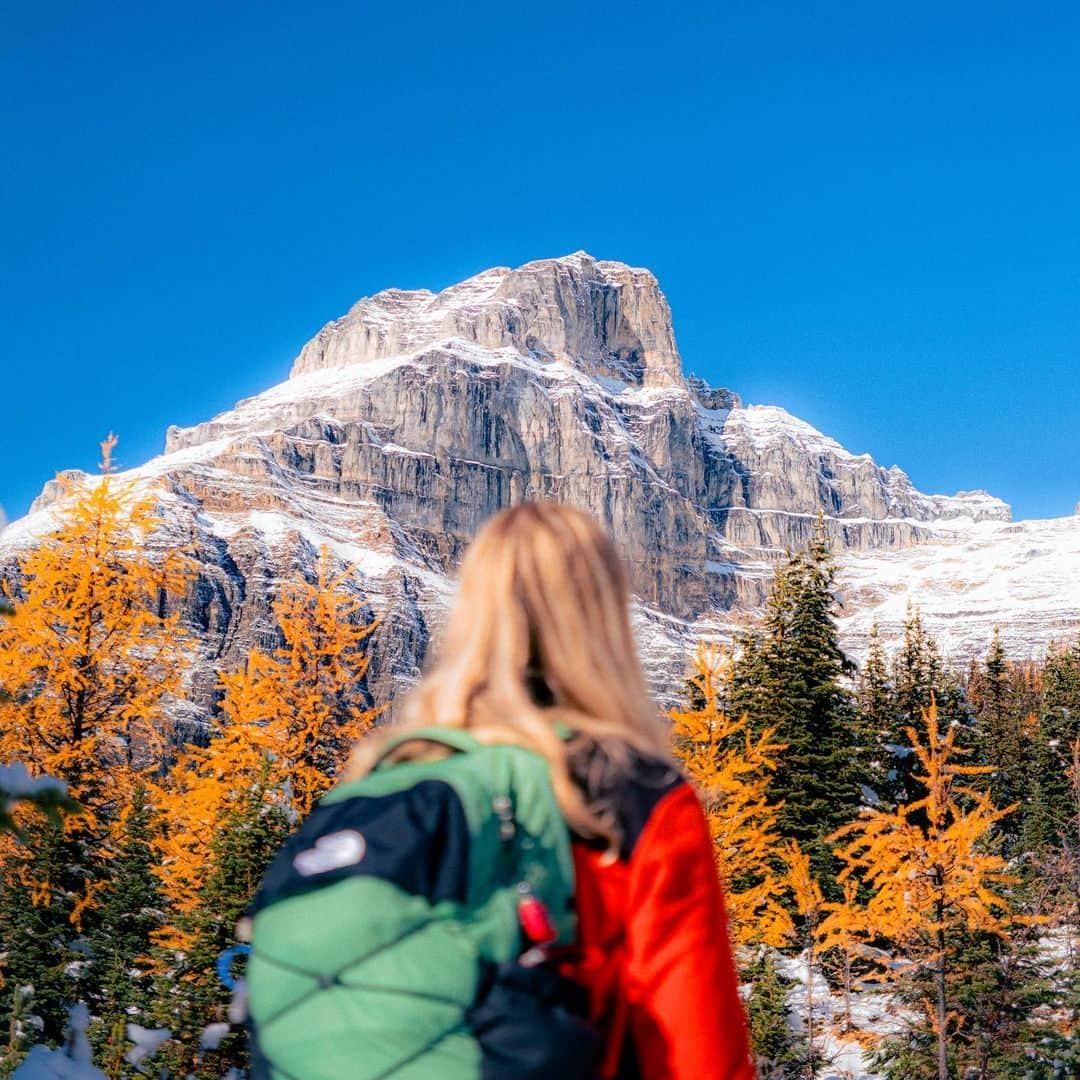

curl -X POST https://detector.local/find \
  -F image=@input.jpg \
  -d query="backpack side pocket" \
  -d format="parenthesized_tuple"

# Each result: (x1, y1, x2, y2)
(466, 960, 603, 1080)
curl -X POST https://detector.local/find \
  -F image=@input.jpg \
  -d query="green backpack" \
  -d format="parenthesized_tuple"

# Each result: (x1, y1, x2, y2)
(246, 727, 602, 1080)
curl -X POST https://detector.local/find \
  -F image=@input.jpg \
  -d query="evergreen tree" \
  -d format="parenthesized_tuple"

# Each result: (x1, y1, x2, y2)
(0, 819, 92, 1046)
(153, 771, 290, 1079)
(970, 629, 1011, 720)
(1024, 731, 1080, 1075)
(855, 622, 896, 804)
(955, 923, 1070, 1080)
(885, 608, 971, 810)
(874, 923, 1069, 1080)
(84, 785, 165, 1075)
(729, 520, 861, 890)
(969, 629, 1034, 857)
(728, 631, 772, 738)
(744, 950, 803, 1079)
(1035, 642, 1080, 852)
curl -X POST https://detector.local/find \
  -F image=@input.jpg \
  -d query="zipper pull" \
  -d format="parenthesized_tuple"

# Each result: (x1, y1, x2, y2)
(492, 794, 516, 841)
(517, 883, 557, 945)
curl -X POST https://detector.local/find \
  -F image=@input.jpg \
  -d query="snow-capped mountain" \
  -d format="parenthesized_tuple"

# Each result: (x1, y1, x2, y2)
(4, 253, 1077, 715)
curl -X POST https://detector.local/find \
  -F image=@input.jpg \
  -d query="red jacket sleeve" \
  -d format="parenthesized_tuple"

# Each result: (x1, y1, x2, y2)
(623, 783, 756, 1079)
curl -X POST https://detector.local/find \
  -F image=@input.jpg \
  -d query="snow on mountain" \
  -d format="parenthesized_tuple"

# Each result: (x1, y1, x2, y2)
(837, 512, 1080, 661)
(4, 253, 1076, 716)
(714, 405, 1010, 524)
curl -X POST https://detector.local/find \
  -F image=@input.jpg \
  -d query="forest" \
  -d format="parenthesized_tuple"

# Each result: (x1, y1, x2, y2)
(0, 453, 1076, 1079)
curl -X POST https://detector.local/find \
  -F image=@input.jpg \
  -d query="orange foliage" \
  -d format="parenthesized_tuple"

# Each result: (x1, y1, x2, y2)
(231, 550, 380, 815)
(153, 548, 379, 945)
(670, 642, 794, 949)
(829, 700, 1017, 954)
(783, 839, 823, 923)
(0, 437, 192, 884)
(816, 877, 865, 1033)
(826, 701, 1019, 1063)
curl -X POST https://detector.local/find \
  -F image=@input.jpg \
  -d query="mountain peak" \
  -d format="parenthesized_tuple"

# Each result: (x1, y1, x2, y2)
(290, 254, 682, 388)
(9, 251, 1072, 721)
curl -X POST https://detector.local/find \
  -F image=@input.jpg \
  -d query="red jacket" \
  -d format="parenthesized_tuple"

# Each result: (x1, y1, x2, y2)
(560, 752, 755, 1079)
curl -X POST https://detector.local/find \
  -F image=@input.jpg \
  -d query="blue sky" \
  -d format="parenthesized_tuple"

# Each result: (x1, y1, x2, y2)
(3, 2, 1079, 522)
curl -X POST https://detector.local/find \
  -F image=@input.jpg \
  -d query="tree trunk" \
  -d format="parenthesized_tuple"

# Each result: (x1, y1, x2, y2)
(805, 934, 816, 1078)
(935, 922, 948, 1080)
(843, 952, 852, 1034)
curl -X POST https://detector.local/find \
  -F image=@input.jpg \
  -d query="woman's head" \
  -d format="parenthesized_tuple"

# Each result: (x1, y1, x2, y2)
(420, 501, 662, 736)
(346, 501, 670, 841)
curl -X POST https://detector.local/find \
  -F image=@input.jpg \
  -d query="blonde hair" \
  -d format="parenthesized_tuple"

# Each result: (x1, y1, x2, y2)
(343, 501, 671, 844)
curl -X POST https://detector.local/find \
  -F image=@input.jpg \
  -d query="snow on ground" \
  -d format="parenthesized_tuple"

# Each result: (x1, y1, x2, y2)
(760, 929, 1077, 1078)
(773, 951, 911, 1080)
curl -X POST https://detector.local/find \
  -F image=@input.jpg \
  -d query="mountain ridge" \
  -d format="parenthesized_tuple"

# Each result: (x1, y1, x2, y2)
(5, 253, 1076, 718)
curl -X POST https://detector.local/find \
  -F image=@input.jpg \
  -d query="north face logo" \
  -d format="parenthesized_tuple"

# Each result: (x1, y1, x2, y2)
(293, 829, 367, 876)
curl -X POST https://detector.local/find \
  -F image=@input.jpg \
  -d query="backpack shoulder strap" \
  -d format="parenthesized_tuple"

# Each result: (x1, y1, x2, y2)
(372, 725, 484, 770)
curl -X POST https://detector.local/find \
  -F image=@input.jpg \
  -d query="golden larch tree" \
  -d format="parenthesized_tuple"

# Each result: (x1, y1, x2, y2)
(0, 436, 193, 1048)
(670, 642, 794, 949)
(827, 700, 1017, 1080)
(154, 547, 379, 942)
(239, 548, 381, 815)
(815, 877, 865, 1036)
(0, 435, 192, 873)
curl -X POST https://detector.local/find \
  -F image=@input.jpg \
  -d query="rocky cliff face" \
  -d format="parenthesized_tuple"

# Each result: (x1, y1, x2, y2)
(7, 252, 1070, 720)
(287, 255, 683, 387)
